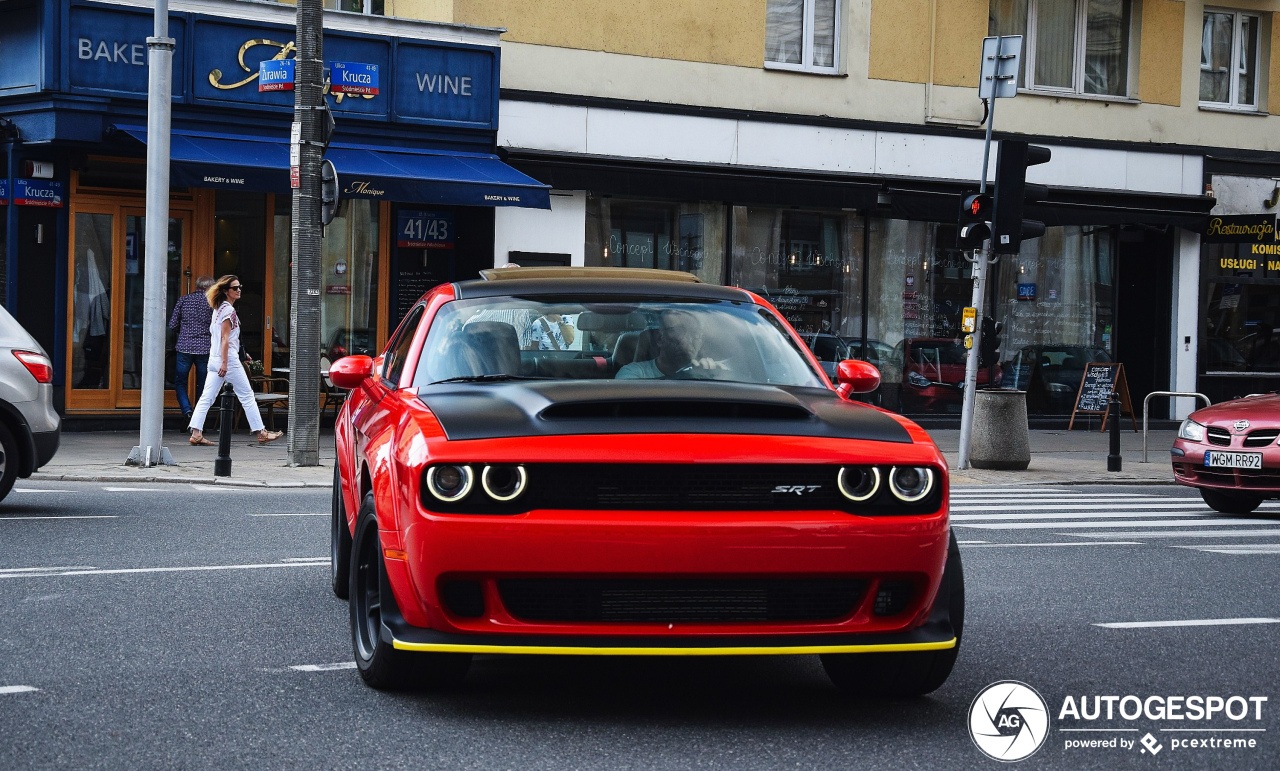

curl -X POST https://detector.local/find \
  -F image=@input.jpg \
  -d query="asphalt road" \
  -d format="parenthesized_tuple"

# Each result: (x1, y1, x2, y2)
(2, 481, 1278, 769)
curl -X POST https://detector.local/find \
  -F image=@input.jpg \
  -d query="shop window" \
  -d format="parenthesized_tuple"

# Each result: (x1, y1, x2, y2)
(765, 0, 841, 74)
(990, 0, 1133, 97)
(214, 191, 268, 362)
(0, 215, 6, 309)
(586, 196, 725, 284)
(1200, 9, 1261, 110)
(72, 213, 114, 390)
(271, 198, 381, 372)
(1200, 243, 1280, 380)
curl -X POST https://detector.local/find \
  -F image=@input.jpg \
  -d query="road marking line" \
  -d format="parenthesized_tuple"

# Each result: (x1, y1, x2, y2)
(1175, 546, 1280, 555)
(1094, 618, 1280, 629)
(102, 487, 161, 492)
(280, 557, 327, 562)
(1059, 728, 1140, 732)
(0, 561, 329, 578)
(0, 566, 95, 573)
(961, 541, 1142, 548)
(0, 516, 117, 521)
(952, 502, 1230, 512)
(248, 512, 327, 517)
(957, 518, 1268, 530)
(290, 662, 357, 672)
(952, 511, 1220, 522)
(0, 685, 39, 695)
(1071, 529, 1280, 539)
(952, 493, 1152, 499)
(957, 540, 989, 544)
(12, 489, 66, 493)
(1160, 729, 1267, 732)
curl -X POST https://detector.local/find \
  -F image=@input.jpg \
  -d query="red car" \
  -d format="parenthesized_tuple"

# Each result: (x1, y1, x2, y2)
(897, 338, 995, 413)
(329, 267, 962, 697)
(1172, 393, 1280, 513)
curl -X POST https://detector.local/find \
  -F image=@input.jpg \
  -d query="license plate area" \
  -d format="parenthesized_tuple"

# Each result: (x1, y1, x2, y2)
(1204, 451, 1264, 470)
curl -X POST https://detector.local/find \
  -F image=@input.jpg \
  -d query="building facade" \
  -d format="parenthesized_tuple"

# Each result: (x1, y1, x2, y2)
(6, 0, 1280, 422)
(0, 0, 547, 417)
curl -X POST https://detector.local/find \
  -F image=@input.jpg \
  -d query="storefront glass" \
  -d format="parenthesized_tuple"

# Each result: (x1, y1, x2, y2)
(71, 212, 114, 390)
(585, 196, 725, 284)
(271, 198, 381, 368)
(123, 215, 185, 391)
(1199, 242, 1280, 401)
(214, 192, 268, 361)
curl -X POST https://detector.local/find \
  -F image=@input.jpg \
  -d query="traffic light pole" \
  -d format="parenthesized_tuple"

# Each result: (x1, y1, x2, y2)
(288, 0, 323, 466)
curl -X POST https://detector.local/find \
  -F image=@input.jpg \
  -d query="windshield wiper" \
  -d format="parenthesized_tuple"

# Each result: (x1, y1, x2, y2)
(428, 374, 548, 385)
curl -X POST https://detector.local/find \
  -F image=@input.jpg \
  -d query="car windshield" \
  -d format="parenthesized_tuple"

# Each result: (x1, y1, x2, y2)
(414, 297, 826, 389)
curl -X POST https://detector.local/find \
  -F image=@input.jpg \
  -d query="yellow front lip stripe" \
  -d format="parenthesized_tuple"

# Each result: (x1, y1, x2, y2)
(392, 637, 957, 656)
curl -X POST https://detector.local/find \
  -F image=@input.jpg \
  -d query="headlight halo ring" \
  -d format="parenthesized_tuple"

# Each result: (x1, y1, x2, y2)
(837, 466, 881, 502)
(888, 466, 934, 503)
(425, 464, 474, 503)
(481, 464, 528, 502)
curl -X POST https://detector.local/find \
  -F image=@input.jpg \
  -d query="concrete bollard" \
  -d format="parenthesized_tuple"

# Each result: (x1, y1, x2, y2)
(970, 389, 1031, 471)
(214, 384, 233, 477)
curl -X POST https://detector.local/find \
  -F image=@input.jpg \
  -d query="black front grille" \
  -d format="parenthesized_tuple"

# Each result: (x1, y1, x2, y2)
(1207, 427, 1232, 446)
(1244, 430, 1280, 448)
(421, 464, 943, 515)
(498, 578, 865, 623)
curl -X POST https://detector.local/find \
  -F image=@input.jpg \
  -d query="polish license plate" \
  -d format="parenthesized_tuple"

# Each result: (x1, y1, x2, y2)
(1204, 451, 1263, 470)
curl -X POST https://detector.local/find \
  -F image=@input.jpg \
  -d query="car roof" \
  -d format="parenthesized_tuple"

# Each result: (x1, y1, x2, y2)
(454, 275, 755, 303)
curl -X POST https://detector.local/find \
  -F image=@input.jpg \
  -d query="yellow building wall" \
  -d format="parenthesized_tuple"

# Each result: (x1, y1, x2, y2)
(453, 1, 767, 68)
(1271, 18, 1280, 113)
(932, 0, 988, 87)
(1138, 0, 1183, 106)
(386, 0, 455, 23)
(868, 0, 930, 83)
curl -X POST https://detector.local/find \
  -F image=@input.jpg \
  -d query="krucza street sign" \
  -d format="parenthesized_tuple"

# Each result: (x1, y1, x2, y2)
(330, 61, 379, 96)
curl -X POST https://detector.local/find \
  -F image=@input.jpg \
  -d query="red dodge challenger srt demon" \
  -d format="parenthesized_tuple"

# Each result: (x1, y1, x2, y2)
(329, 267, 963, 697)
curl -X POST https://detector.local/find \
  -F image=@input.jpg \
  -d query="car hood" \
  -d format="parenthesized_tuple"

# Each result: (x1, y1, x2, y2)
(1192, 393, 1280, 427)
(416, 380, 913, 443)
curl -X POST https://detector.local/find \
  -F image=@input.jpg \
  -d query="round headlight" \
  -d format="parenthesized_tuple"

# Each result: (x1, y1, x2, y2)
(481, 464, 527, 501)
(888, 466, 934, 503)
(426, 464, 473, 502)
(837, 466, 881, 502)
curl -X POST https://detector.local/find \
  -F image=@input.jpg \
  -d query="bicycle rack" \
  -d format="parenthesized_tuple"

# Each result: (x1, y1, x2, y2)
(1142, 391, 1211, 463)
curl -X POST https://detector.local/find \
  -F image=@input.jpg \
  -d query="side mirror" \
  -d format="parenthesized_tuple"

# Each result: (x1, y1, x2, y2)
(328, 355, 374, 390)
(836, 359, 881, 397)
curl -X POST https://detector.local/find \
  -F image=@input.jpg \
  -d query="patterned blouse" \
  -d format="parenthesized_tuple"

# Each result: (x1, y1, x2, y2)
(168, 291, 214, 355)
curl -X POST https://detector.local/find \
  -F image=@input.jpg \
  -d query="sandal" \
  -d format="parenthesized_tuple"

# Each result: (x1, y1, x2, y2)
(189, 435, 214, 446)
(257, 430, 283, 444)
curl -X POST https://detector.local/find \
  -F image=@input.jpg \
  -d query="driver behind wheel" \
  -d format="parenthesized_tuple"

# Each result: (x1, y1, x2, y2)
(616, 309, 726, 379)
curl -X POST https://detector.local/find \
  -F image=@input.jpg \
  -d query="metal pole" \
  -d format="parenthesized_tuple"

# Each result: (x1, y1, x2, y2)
(957, 85, 998, 471)
(288, 0, 323, 466)
(215, 385, 233, 477)
(1107, 390, 1122, 472)
(129, 0, 176, 468)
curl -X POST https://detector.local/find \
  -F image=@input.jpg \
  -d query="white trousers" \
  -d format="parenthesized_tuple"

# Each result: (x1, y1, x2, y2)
(188, 361, 265, 433)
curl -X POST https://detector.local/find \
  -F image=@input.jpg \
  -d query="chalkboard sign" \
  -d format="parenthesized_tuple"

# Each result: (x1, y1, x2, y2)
(1069, 362, 1137, 432)
(394, 251, 454, 325)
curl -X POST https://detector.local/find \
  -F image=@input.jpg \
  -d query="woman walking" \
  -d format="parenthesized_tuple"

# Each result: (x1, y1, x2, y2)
(188, 275, 283, 446)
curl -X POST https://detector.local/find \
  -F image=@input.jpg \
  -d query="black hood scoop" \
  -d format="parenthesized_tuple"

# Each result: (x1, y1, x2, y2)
(418, 380, 912, 444)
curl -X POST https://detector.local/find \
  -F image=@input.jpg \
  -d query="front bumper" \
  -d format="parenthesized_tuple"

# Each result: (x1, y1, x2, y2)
(1171, 440, 1280, 494)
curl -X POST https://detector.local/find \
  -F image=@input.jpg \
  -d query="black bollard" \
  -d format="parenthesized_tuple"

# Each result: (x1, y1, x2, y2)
(1107, 389, 1122, 472)
(214, 384, 234, 477)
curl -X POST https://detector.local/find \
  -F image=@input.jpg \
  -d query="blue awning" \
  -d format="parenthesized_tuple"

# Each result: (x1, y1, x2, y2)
(111, 125, 550, 209)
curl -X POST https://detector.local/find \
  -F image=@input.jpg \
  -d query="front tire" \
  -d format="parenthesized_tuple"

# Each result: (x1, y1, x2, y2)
(821, 530, 964, 698)
(331, 463, 352, 599)
(349, 493, 470, 690)
(1200, 487, 1263, 515)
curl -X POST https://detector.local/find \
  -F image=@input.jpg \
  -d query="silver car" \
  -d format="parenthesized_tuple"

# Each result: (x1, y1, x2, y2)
(0, 305, 60, 501)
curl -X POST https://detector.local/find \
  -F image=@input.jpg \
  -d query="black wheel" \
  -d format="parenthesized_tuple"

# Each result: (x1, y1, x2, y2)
(349, 493, 470, 690)
(331, 463, 352, 599)
(0, 422, 20, 504)
(821, 530, 964, 698)
(1200, 487, 1263, 515)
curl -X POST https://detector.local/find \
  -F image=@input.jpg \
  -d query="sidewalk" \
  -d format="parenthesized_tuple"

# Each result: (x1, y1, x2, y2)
(34, 426, 1178, 488)
(32, 430, 335, 487)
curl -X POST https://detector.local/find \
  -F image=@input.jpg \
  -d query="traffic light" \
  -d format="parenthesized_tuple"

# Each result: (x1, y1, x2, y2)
(979, 316, 1003, 369)
(991, 140, 1051, 255)
(320, 158, 339, 226)
(957, 192, 992, 249)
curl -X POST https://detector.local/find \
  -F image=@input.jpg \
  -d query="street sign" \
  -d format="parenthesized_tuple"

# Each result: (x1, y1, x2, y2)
(13, 179, 63, 207)
(329, 61, 379, 95)
(979, 36, 1022, 99)
(290, 121, 301, 190)
(258, 58, 295, 92)
(961, 307, 976, 333)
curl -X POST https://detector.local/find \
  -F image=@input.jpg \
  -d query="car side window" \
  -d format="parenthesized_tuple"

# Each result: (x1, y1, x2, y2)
(383, 305, 425, 386)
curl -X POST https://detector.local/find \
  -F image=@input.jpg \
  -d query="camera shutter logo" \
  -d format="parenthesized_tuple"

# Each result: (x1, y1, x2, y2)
(969, 681, 1050, 762)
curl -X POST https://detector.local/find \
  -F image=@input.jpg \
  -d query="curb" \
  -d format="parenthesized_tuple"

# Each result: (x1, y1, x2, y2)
(30, 472, 331, 488)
